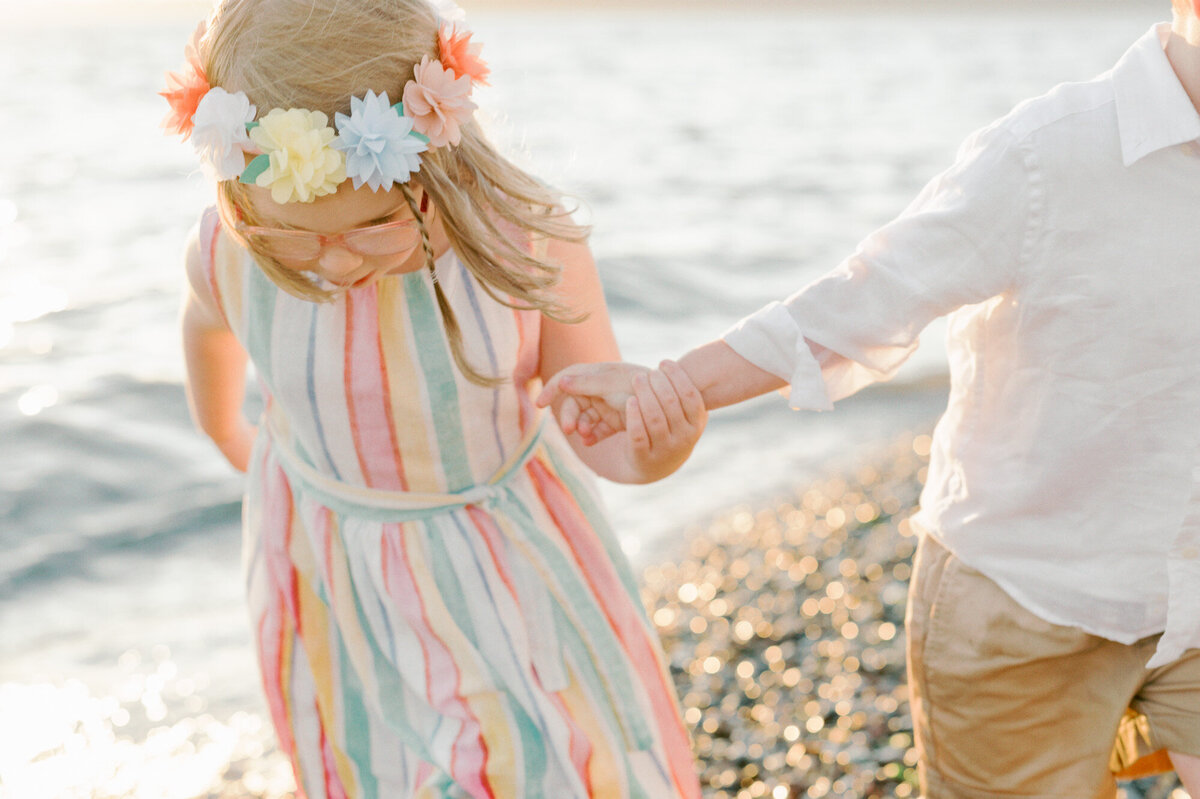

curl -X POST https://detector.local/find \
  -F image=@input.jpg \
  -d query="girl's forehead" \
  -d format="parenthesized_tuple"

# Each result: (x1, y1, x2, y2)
(247, 182, 410, 231)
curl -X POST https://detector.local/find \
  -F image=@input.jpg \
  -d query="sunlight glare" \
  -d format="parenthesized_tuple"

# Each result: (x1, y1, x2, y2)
(0, 278, 69, 325)
(0, 675, 294, 799)
(18, 384, 59, 416)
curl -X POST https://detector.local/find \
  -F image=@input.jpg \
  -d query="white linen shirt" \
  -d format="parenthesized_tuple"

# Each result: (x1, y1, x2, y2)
(723, 23, 1200, 668)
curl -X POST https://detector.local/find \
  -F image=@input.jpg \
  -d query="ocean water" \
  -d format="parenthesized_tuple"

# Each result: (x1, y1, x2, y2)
(0, 2, 1167, 796)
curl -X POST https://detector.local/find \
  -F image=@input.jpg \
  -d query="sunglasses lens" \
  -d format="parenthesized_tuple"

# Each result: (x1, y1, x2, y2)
(345, 226, 420, 256)
(246, 232, 321, 261)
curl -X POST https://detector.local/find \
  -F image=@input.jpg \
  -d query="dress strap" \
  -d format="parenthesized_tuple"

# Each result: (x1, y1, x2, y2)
(198, 207, 232, 330)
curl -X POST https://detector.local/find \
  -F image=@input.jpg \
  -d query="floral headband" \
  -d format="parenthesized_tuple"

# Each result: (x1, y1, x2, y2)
(160, 20, 489, 204)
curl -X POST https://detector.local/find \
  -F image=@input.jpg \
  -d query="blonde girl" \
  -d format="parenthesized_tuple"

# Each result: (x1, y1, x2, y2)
(164, 0, 707, 795)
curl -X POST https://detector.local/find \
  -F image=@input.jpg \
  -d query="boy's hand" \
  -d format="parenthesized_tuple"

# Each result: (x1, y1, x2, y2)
(620, 361, 708, 482)
(539, 360, 708, 482)
(537, 361, 649, 443)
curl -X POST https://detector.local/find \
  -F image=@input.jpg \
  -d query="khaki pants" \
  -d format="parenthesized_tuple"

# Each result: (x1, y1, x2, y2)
(906, 534, 1200, 798)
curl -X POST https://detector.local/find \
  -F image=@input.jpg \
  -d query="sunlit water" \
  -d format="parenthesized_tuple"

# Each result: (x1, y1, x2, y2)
(0, 2, 1170, 796)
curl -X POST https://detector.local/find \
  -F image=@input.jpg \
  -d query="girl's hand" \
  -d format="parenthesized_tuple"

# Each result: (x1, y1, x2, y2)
(537, 361, 650, 444)
(618, 360, 708, 483)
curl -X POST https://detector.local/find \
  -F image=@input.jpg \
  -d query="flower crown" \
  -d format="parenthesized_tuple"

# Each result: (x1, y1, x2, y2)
(160, 20, 489, 204)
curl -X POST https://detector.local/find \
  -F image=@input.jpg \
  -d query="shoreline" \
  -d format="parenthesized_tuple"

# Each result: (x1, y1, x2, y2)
(0, 0, 1164, 27)
(477, 0, 1163, 11)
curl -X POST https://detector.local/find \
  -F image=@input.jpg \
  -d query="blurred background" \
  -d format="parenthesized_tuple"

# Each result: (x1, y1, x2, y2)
(0, 0, 1170, 796)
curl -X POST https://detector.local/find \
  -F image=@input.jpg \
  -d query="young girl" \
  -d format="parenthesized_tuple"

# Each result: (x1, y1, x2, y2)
(164, 0, 707, 795)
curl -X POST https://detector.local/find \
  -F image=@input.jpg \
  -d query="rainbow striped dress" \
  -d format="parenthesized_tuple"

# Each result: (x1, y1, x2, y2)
(198, 208, 701, 799)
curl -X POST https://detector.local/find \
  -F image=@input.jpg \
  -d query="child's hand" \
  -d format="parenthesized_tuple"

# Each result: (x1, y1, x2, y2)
(537, 361, 649, 443)
(539, 360, 707, 483)
(619, 361, 708, 483)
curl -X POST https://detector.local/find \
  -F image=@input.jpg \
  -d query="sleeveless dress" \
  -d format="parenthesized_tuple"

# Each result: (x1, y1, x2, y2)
(198, 208, 701, 799)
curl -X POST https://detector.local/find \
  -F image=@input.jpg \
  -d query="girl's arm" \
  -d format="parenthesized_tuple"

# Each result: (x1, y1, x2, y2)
(538, 233, 706, 484)
(181, 225, 255, 472)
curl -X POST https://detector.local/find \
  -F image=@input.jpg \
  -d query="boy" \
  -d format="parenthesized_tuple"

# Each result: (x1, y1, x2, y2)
(538, 2, 1200, 796)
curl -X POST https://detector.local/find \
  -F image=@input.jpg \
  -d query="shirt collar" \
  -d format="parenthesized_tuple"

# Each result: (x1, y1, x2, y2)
(1112, 22, 1200, 166)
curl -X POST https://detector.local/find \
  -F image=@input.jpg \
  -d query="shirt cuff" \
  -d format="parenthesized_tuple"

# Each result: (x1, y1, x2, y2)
(721, 301, 834, 411)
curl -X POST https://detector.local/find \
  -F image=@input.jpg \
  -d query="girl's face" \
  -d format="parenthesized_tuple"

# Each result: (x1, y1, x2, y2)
(241, 181, 429, 290)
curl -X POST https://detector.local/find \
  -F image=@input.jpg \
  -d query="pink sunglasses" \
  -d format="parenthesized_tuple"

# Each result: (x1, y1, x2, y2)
(235, 194, 428, 261)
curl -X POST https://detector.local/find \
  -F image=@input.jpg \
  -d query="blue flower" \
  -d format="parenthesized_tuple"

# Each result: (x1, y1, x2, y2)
(333, 90, 428, 192)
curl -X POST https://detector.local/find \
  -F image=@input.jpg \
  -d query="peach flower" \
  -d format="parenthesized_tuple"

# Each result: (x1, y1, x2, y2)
(401, 56, 477, 148)
(437, 24, 490, 86)
(159, 22, 210, 139)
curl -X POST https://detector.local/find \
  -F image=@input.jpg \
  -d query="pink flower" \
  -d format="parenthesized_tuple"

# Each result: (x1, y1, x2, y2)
(437, 24, 490, 86)
(401, 55, 476, 148)
(159, 22, 210, 139)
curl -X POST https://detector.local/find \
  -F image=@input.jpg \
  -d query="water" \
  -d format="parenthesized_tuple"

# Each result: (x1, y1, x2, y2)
(0, 2, 1167, 796)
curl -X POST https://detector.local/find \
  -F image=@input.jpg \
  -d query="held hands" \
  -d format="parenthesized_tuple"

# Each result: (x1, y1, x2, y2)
(536, 360, 708, 483)
(538, 361, 645, 444)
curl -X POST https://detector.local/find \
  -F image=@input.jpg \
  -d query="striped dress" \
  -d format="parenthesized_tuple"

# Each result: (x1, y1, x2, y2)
(198, 208, 701, 799)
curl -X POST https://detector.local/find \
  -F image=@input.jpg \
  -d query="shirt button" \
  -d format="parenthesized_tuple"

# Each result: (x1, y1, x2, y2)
(1180, 546, 1200, 560)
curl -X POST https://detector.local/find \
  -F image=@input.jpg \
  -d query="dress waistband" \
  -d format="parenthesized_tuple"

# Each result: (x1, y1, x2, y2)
(264, 409, 547, 522)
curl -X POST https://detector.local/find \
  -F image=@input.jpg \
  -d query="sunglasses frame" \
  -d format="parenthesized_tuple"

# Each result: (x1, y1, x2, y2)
(233, 193, 428, 261)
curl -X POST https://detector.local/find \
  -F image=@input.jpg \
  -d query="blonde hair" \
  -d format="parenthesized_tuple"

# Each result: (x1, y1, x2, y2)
(202, 0, 586, 385)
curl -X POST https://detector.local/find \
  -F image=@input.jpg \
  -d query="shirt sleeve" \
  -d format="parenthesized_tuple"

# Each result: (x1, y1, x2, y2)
(723, 120, 1033, 410)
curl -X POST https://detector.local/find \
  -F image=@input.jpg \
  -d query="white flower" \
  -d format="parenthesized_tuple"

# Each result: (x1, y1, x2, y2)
(190, 88, 257, 179)
(333, 90, 428, 192)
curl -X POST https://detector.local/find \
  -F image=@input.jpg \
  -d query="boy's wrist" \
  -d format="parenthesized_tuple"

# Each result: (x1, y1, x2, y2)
(678, 339, 787, 411)
(676, 340, 731, 410)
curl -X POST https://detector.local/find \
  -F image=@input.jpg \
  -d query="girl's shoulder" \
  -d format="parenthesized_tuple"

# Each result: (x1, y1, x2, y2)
(189, 205, 240, 270)
(184, 206, 246, 332)
(183, 207, 225, 329)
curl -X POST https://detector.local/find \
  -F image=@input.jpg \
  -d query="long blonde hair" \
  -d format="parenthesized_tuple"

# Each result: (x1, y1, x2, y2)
(202, 0, 587, 385)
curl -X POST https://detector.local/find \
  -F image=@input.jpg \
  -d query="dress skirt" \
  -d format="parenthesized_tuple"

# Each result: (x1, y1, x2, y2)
(242, 419, 701, 799)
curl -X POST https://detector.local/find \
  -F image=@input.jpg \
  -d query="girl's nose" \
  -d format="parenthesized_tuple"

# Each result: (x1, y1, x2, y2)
(318, 245, 364, 280)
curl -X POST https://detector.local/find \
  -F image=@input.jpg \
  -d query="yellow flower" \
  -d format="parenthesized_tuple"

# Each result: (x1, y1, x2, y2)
(249, 108, 346, 204)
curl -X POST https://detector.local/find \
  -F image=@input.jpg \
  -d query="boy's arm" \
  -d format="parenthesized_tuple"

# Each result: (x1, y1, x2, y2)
(545, 121, 1031, 437)
(679, 340, 787, 409)
(181, 224, 254, 472)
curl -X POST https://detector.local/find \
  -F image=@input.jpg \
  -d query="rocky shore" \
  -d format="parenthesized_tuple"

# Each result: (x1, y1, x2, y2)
(644, 431, 929, 799)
